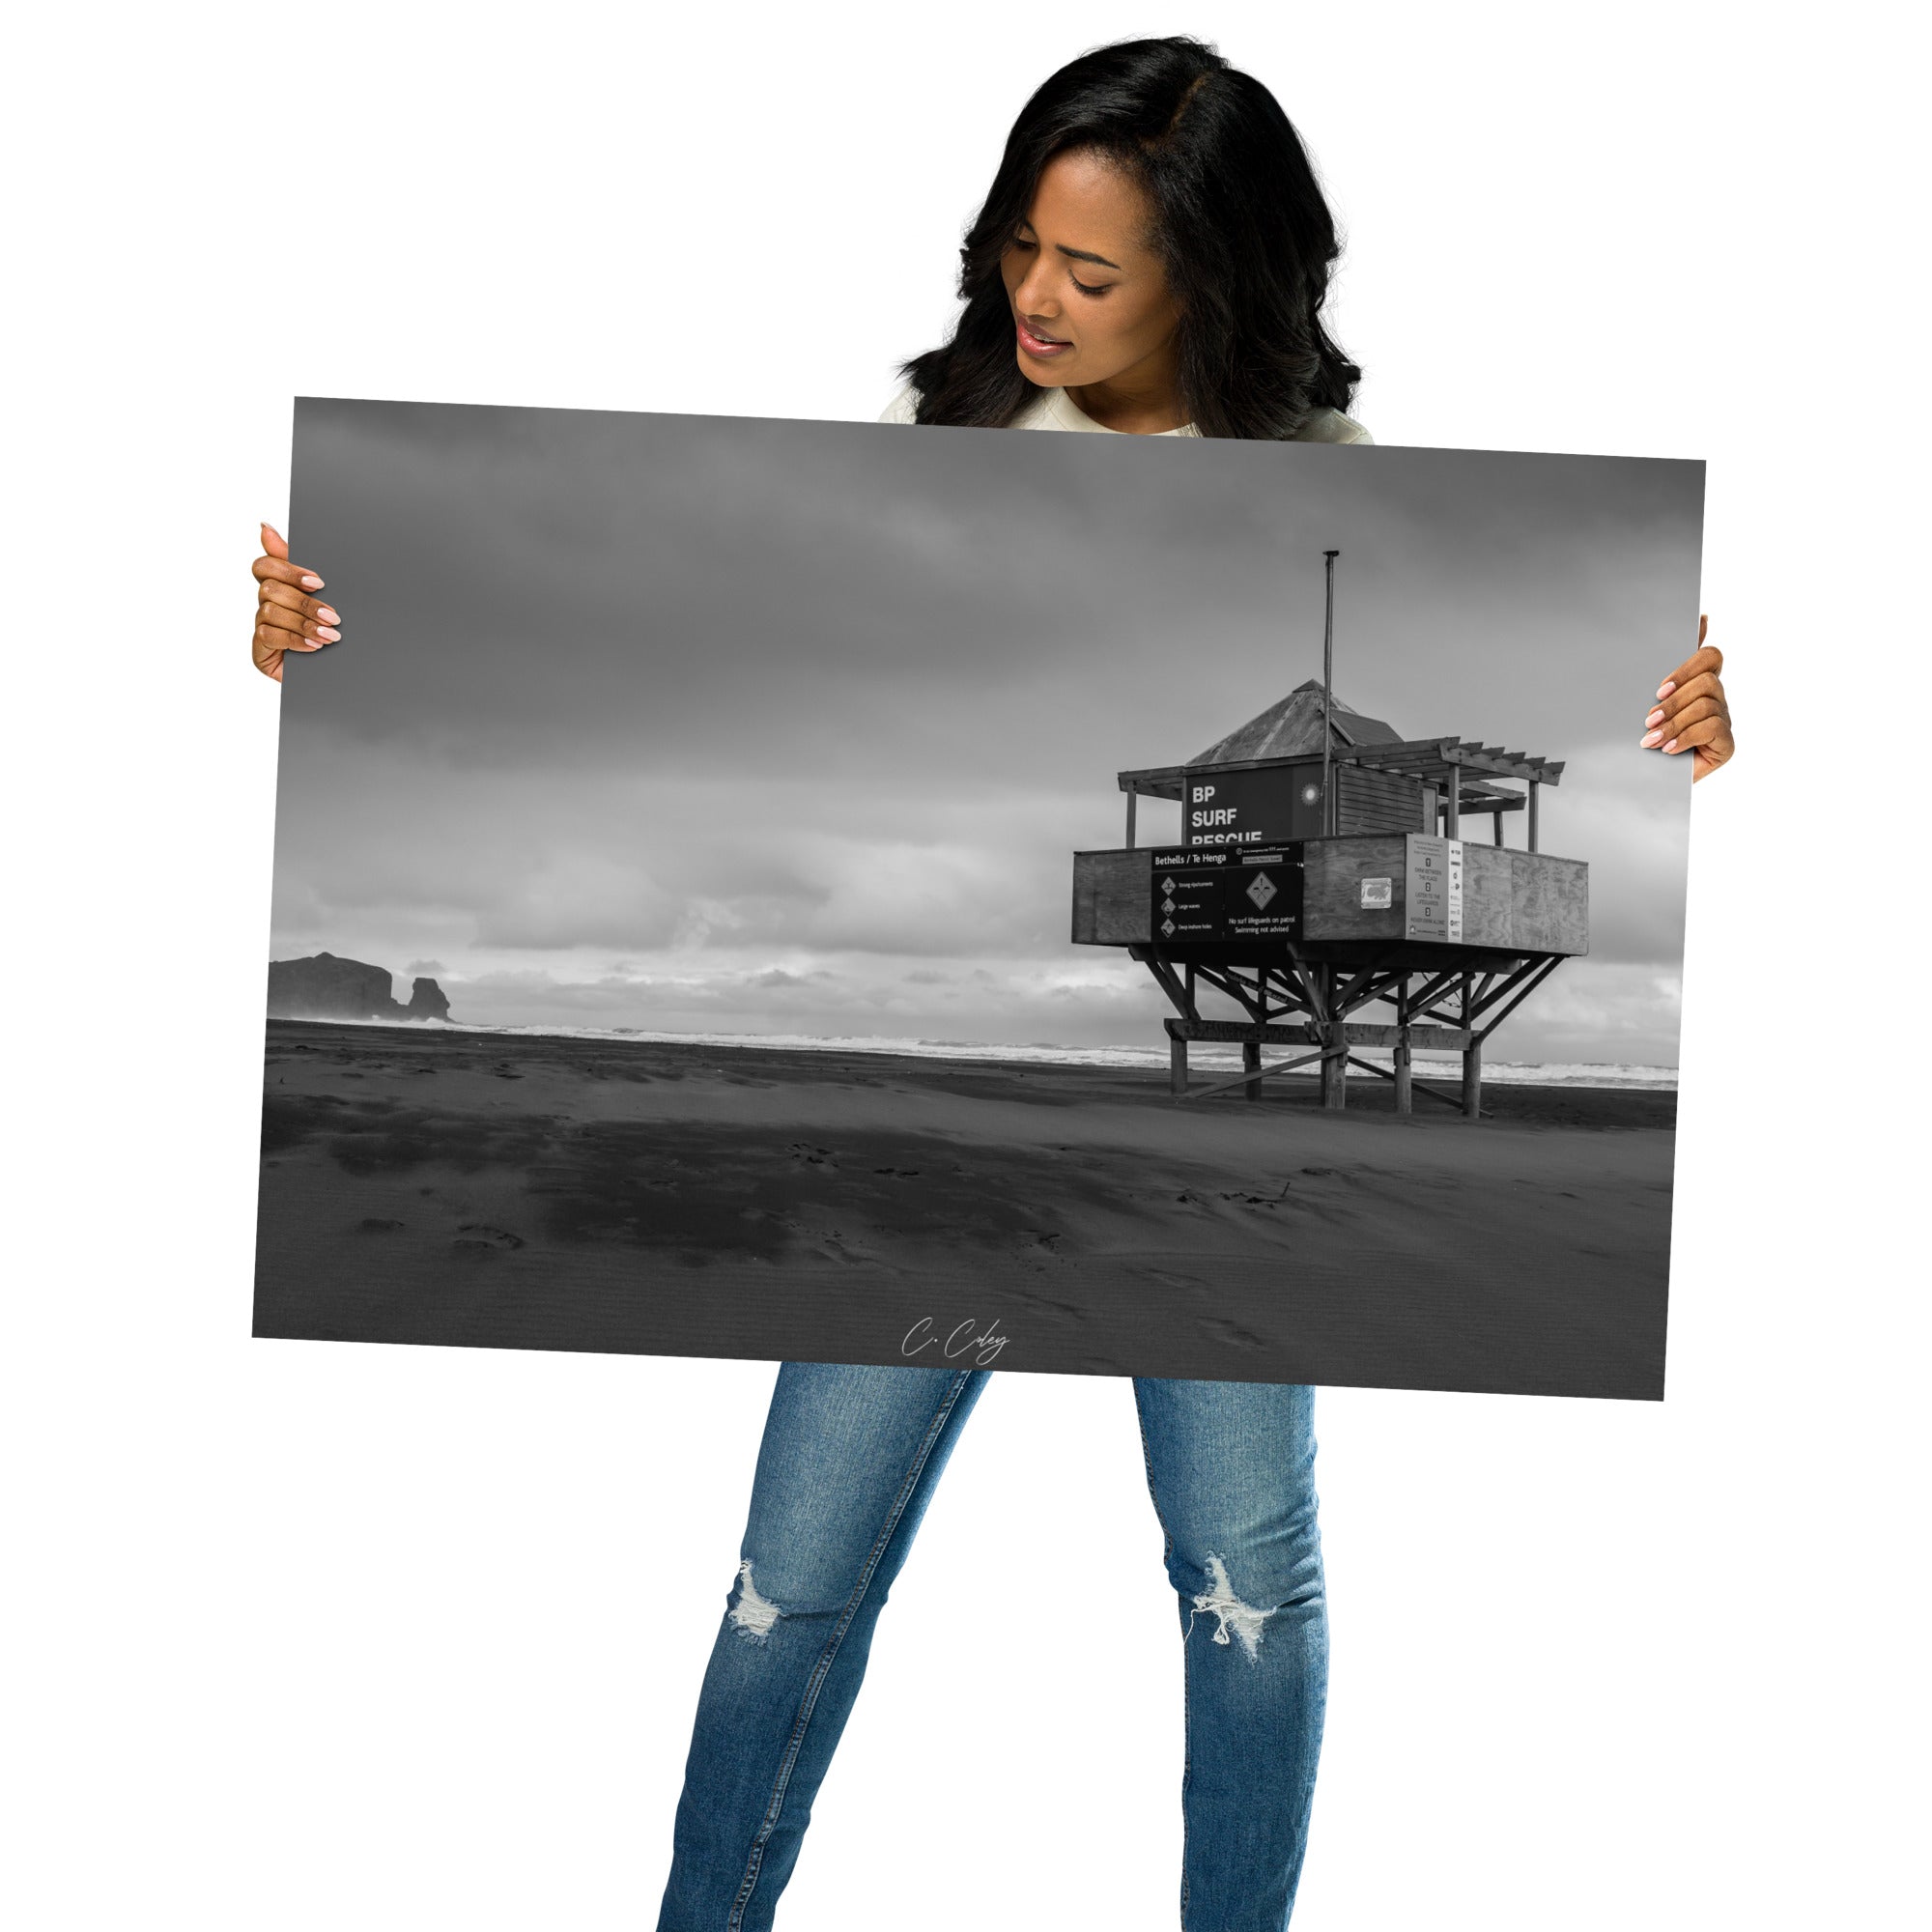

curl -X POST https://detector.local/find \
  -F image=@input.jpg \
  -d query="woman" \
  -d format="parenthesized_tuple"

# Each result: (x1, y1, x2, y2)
(248, 38, 1733, 1930)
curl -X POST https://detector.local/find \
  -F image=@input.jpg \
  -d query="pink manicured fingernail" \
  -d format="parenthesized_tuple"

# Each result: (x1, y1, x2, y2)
(1656, 681, 1675, 699)
(1645, 708, 1664, 726)
(314, 625, 341, 641)
(1641, 730, 1662, 747)
(301, 573, 324, 589)
(1662, 739, 1679, 753)
(316, 605, 338, 623)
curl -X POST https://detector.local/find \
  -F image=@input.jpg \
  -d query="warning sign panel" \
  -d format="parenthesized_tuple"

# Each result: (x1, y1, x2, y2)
(1149, 847, 1304, 941)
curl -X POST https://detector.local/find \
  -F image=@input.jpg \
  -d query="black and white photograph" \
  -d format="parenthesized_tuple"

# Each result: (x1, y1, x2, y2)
(257, 396, 1699, 1398)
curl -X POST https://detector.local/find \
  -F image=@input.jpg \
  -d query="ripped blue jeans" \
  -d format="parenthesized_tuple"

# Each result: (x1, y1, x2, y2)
(657, 1364, 1326, 1932)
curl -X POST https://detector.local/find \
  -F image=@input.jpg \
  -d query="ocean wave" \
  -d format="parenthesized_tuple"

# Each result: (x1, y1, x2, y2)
(276, 1013, 1678, 1090)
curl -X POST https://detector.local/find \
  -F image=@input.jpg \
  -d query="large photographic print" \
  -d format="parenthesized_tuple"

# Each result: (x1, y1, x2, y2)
(256, 400, 1699, 1397)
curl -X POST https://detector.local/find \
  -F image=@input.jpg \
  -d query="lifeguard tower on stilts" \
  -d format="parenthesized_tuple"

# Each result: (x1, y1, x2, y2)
(1070, 554, 1589, 1117)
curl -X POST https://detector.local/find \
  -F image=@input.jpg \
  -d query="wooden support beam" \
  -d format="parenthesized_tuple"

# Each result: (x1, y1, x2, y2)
(1234, 965, 1266, 1021)
(1190, 962, 1236, 1004)
(1289, 955, 1330, 1025)
(1162, 1018, 1470, 1049)
(1467, 957, 1546, 1024)
(1463, 1034, 1483, 1120)
(1406, 969, 1462, 1017)
(1341, 972, 1411, 1017)
(1170, 1033, 1188, 1097)
(1180, 1048, 1326, 1103)
(1264, 957, 1314, 1021)
(1242, 1040, 1264, 1103)
(1139, 951, 1192, 1018)
(1193, 959, 1267, 1020)
(1472, 954, 1565, 1041)
(1347, 1052, 1485, 1116)
(1528, 779, 1540, 853)
(1125, 787, 1137, 848)
(1332, 958, 1387, 1015)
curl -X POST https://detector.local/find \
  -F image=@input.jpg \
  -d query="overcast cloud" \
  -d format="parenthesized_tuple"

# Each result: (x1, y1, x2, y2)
(271, 400, 1701, 1065)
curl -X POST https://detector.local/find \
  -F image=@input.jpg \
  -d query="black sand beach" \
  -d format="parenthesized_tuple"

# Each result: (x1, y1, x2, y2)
(254, 1020, 1674, 1399)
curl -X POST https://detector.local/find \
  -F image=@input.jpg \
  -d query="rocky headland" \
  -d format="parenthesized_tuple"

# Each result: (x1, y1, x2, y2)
(268, 952, 451, 1023)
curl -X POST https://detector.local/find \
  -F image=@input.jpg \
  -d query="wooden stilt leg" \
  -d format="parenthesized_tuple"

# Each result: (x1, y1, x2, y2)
(1460, 971, 1479, 1120)
(1321, 1032, 1346, 1109)
(1170, 1034, 1188, 1097)
(1320, 965, 1343, 1110)
(1394, 1030, 1412, 1115)
(1242, 1039, 1262, 1101)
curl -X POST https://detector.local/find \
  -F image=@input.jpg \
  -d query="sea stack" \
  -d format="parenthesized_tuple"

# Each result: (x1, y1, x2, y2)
(405, 976, 451, 1021)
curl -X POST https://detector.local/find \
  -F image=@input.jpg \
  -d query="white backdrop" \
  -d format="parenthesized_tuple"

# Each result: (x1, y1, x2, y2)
(5, 5, 1923, 1927)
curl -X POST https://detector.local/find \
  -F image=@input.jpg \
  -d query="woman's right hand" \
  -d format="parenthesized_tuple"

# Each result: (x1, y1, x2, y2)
(251, 523, 339, 682)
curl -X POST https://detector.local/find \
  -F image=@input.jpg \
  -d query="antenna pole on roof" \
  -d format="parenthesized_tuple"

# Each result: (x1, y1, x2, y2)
(1321, 550, 1340, 836)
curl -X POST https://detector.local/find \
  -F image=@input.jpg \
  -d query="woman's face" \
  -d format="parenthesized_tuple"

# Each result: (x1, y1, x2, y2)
(999, 148, 1180, 393)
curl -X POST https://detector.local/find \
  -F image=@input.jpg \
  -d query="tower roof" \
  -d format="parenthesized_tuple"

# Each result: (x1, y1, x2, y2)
(1187, 679, 1402, 765)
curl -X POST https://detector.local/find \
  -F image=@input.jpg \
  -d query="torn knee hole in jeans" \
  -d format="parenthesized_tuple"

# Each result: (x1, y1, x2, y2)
(1189, 1554, 1272, 1662)
(727, 1560, 784, 1641)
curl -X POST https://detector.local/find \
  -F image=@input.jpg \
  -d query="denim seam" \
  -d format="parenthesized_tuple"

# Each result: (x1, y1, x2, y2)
(1132, 1383, 1192, 1928)
(1130, 1380, 1178, 1563)
(725, 1369, 979, 1931)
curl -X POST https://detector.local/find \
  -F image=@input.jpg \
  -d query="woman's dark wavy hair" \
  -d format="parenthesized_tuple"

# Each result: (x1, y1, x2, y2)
(900, 37, 1359, 440)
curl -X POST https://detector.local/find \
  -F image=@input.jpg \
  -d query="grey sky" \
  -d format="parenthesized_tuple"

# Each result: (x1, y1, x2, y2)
(272, 399, 1701, 1065)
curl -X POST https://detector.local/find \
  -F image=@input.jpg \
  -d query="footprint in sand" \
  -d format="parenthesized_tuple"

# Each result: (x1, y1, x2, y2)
(357, 1217, 406, 1234)
(453, 1223, 526, 1254)
(788, 1143, 837, 1167)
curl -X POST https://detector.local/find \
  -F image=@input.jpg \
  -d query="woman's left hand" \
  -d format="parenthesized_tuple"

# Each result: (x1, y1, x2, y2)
(1642, 614, 1733, 781)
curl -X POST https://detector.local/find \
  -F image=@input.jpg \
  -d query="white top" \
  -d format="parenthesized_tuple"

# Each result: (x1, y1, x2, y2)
(876, 380, 1372, 443)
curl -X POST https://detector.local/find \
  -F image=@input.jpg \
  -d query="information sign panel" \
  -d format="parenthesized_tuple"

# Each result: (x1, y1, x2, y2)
(1405, 833, 1464, 942)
